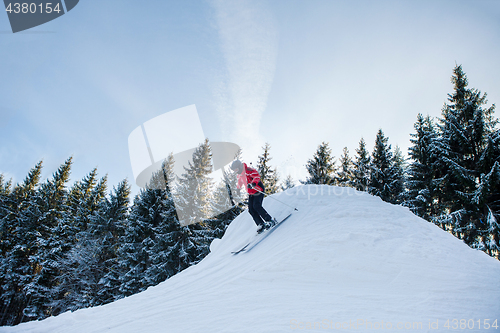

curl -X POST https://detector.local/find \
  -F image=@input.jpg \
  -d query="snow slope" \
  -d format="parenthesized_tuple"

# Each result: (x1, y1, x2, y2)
(2, 185, 499, 333)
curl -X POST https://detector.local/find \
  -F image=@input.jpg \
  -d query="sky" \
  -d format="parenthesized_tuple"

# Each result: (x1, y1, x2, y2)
(1, 0, 499, 195)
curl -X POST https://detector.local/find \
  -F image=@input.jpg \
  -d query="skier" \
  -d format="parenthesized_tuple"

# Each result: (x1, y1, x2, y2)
(230, 159, 277, 233)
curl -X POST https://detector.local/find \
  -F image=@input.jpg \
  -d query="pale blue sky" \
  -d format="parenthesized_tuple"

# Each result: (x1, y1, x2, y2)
(1, 0, 499, 194)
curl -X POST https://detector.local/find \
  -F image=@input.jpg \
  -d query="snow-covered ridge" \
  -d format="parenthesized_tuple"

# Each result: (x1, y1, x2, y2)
(2, 185, 499, 333)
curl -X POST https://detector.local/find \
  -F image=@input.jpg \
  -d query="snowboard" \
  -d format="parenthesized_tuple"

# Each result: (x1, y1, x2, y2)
(231, 213, 293, 255)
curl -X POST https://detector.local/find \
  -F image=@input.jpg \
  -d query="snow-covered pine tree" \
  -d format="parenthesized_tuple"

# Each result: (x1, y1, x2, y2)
(336, 147, 353, 187)
(485, 207, 499, 259)
(475, 129, 500, 214)
(256, 143, 279, 194)
(48, 237, 103, 315)
(173, 140, 232, 264)
(351, 138, 371, 191)
(368, 130, 405, 204)
(94, 179, 131, 304)
(209, 148, 245, 236)
(433, 65, 498, 245)
(303, 142, 336, 185)
(1, 163, 42, 260)
(0, 174, 11, 196)
(0, 173, 10, 260)
(210, 170, 243, 238)
(0, 161, 43, 326)
(389, 146, 406, 204)
(10, 161, 43, 203)
(212, 149, 251, 232)
(22, 158, 73, 321)
(471, 129, 500, 258)
(49, 170, 108, 316)
(66, 168, 107, 236)
(368, 130, 394, 202)
(211, 173, 235, 217)
(139, 189, 185, 287)
(280, 174, 296, 191)
(211, 181, 232, 216)
(404, 114, 439, 221)
(0, 174, 11, 238)
(175, 139, 214, 226)
(117, 188, 173, 296)
(146, 153, 175, 191)
(164, 221, 206, 276)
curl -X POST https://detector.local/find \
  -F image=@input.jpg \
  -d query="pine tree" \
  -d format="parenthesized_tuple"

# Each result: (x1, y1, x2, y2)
(0, 174, 12, 196)
(0, 173, 10, 258)
(175, 139, 214, 225)
(49, 170, 108, 316)
(368, 130, 405, 204)
(94, 179, 131, 304)
(22, 158, 73, 321)
(303, 142, 336, 185)
(1, 162, 42, 258)
(0, 162, 43, 325)
(256, 143, 279, 194)
(212, 147, 247, 218)
(136, 189, 186, 287)
(49, 238, 103, 315)
(212, 172, 236, 218)
(336, 147, 353, 187)
(389, 146, 406, 204)
(146, 153, 175, 191)
(0, 174, 12, 238)
(210, 170, 243, 237)
(66, 169, 107, 235)
(351, 138, 371, 192)
(433, 65, 498, 245)
(117, 188, 173, 296)
(210, 149, 246, 232)
(280, 175, 296, 191)
(485, 207, 499, 259)
(11, 161, 43, 203)
(369, 130, 393, 202)
(404, 114, 439, 220)
(471, 129, 500, 257)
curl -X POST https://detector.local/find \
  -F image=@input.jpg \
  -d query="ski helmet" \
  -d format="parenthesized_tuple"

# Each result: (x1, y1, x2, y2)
(230, 160, 243, 173)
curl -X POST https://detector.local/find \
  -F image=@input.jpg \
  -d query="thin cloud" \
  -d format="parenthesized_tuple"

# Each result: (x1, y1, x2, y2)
(210, 0, 278, 159)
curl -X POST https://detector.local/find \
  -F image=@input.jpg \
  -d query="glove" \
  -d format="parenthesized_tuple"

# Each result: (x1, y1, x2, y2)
(247, 183, 255, 190)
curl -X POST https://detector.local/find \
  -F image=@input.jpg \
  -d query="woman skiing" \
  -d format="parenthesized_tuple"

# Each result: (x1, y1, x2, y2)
(230, 160, 276, 233)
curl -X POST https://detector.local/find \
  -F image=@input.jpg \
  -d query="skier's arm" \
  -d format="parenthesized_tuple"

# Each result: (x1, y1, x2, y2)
(247, 169, 263, 192)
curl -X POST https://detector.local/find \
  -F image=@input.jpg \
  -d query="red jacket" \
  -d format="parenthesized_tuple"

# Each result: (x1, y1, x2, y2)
(237, 163, 264, 195)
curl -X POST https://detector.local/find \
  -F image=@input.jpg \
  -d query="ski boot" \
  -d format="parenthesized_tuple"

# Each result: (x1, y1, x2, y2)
(263, 218, 277, 231)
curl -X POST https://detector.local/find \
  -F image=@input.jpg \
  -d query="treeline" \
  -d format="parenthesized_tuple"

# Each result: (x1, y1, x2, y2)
(298, 65, 500, 260)
(0, 141, 243, 326)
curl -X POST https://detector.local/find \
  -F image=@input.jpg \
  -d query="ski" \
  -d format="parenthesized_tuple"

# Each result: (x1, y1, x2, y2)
(231, 213, 293, 255)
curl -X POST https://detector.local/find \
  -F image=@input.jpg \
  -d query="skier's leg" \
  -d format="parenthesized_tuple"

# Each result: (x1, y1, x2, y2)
(253, 193, 272, 222)
(248, 195, 265, 226)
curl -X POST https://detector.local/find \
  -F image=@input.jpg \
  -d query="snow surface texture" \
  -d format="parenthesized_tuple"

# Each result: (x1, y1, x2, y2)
(2, 185, 499, 333)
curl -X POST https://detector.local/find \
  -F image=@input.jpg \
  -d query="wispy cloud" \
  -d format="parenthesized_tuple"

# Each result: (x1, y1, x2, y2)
(210, 0, 278, 159)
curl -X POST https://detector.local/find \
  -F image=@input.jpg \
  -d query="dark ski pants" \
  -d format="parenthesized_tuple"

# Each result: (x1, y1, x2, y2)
(248, 193, 272, 226)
